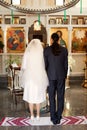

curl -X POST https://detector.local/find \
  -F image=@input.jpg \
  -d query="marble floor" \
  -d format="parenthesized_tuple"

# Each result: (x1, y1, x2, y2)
(0, 82, 87, 130)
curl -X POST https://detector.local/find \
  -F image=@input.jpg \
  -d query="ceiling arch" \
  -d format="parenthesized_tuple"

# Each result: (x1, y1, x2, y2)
(0, 0, 80, 14)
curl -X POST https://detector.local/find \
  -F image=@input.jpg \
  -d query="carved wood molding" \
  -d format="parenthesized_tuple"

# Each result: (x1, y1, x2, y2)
(0, 0, 80, 14)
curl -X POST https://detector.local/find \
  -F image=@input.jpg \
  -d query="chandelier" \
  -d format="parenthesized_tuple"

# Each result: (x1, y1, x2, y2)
(0, 0, 80, 14)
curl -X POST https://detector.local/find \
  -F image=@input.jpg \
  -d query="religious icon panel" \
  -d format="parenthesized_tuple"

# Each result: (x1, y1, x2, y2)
(7, 27, 25, 53)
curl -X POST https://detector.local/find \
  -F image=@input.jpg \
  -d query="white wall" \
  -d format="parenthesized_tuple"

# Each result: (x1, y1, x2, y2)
(76, 0, 87, 7)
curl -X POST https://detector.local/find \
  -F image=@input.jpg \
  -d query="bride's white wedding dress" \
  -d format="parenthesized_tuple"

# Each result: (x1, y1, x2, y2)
(20, 39, 49, 104)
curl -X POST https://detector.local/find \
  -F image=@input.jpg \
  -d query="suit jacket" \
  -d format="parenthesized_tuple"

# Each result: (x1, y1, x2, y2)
(44, 45, 68, 80)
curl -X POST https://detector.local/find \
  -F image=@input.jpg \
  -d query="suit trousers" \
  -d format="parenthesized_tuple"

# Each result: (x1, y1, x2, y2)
(48, 79, 65, 121)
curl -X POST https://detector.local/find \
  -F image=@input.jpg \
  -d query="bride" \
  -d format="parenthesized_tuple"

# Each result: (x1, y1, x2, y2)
(20, 39, 49, 120)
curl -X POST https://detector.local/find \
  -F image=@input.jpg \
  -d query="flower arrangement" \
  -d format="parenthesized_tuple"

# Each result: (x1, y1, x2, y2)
(68, 55, 75, 70)
(5, 55, 21, 69)
(68, 55, 75, 75)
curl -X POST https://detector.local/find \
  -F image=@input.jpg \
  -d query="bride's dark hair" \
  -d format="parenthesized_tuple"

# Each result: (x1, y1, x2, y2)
(51, 33, 61, 56)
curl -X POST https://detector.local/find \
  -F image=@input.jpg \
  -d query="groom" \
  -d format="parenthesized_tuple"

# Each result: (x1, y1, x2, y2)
(44, 33, 68, 125)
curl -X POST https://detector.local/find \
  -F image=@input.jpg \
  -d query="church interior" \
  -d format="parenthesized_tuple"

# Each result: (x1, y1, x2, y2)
(0, 0, 87, 129)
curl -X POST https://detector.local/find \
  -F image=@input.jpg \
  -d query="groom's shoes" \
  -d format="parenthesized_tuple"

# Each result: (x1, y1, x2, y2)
(51, 114, 62, 125)
(56, 119, 60, 124)
(52, 120, 57, 125)
(51, 119, 60, 125)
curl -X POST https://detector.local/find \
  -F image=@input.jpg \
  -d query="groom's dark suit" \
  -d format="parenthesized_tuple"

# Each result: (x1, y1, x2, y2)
(44, 45, 68, 123)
